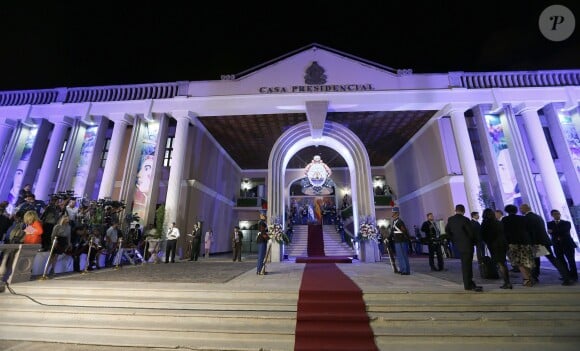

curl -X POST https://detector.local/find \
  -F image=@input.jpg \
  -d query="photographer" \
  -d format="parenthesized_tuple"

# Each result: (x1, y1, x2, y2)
(105, 222, 120, 267)
(45, 215, 72, 276)
(421, 212, 444, 271)
(40, 196, 61, 251)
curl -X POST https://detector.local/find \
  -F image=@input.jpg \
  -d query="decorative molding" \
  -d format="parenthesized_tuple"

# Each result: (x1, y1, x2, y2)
(0, 83, 181, 107)
(448, 72, 464, 88)
(396, 69, 413, 76)
(455, 70, 580, 89)
(65, 82, 180, 103)
(0, 89, 59, 106)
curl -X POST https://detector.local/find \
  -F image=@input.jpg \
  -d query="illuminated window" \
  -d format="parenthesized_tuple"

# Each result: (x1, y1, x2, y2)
(100, 138, 111, 168)
(0, 143, 6, 164)
(57, 140, 68, 169)
(164, 136, 174, 167)
(543, 127, 558, 159)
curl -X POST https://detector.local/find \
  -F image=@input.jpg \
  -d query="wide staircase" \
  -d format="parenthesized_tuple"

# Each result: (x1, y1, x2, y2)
(367, 290, 580, 350)
(1, 275, 580, 350)
(286, 224, 354, 258)
(0, 279, 298, 350)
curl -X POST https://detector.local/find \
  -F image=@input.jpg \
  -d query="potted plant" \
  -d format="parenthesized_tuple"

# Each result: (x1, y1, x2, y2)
(144, 205, 164, 263)
(357, 216, 380, 262)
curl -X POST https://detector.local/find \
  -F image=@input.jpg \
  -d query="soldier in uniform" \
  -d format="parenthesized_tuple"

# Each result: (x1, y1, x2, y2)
(390, 207, 410, 275)
(256, 213, 270, 275)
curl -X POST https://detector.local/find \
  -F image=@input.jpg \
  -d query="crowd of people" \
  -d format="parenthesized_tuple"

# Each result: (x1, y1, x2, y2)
(2, 183, 577, 291)
(382, 203, 577, 292)
(0, 187, 141, 278)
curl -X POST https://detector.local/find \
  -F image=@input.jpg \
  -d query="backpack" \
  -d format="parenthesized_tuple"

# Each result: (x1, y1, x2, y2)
(9, 225, 25, 244)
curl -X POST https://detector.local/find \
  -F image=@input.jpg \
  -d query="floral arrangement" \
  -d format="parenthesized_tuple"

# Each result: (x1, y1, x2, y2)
(268, 223, 290, 244)
(357, 217, 378, 241)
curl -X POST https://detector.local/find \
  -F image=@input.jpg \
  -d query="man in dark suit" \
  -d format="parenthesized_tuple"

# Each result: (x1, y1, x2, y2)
(421, 212, 444, 271)
(232, 226, 243, 262)
(446, 204, 482, 292)
(519, 204, 573, 286)
(470, 211, 485, 260)
(547, 209, 577, 282)
(188, 222, 201, 261)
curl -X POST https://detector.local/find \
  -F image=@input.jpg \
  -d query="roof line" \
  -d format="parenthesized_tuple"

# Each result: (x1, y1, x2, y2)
(233, 43, 401, 78)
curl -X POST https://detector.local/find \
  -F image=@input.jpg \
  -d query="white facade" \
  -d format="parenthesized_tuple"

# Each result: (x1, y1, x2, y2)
(1, 44, 579, 259)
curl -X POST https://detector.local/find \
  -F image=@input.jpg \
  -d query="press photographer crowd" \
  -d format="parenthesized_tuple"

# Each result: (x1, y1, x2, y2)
(0, 185, 143, 279)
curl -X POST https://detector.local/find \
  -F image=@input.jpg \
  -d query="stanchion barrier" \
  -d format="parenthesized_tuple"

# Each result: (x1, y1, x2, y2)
(81, 235, 94, 275)
(383, 238, 398, 273)
(184, 232, 193, 260)
(39, 236, 58, 280)
(114, 238, 123, 270)
(260, 240, 272, 275)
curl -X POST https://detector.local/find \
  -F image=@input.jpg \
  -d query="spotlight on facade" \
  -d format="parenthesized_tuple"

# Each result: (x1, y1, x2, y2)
(21, 118, 37, 128)
(82, 115, 97, 126)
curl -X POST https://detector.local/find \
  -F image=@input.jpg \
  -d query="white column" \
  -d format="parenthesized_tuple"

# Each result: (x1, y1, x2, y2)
(98, 115, 130, 199)
(502, 105, 543, 212)
(543, 103, 580, 204)
(35, 119, 72, 201)
(0, 121, 15, 154)
(164, 111, 194, 227)
(449, 107, 481, 214)
(517, 103, 578, 242)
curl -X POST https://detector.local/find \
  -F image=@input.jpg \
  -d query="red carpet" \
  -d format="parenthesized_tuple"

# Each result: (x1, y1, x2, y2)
(295, 256, 352, 263)
(294, 263, 378, 351)
(296, 224, 353, 264)
(307, 224, 325, 256)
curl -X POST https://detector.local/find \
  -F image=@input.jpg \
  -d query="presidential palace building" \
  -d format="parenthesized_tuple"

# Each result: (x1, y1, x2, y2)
(1, 43, 579, 261)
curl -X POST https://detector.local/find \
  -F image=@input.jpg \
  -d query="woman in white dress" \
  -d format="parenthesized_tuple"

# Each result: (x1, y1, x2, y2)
(204, 229, 213, 258)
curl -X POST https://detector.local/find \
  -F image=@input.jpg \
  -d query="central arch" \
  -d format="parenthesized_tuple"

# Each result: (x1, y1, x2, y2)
(267, 121, 375, 237)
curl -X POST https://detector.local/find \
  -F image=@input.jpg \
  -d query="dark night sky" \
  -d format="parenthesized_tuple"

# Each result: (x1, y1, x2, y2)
(0, 1, 578, 91)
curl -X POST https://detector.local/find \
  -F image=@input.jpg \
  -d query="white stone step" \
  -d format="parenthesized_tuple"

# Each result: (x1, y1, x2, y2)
(286, 225, 354, 257)
(2, 260, 579, 351)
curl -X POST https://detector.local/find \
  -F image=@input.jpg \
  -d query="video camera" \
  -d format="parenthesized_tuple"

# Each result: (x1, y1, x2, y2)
(125, 212, 140, 223)
(48, 190, 76, 201)
(95, 198, 126, 209)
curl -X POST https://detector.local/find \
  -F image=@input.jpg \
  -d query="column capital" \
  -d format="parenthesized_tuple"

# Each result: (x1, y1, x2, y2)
(46, 115, 75, 126)
(514, 102, 547, 115)
(435, 103, 472, 118)
(171, 110, 197, 125)
(563, 86, 579, 112)
(108, 112, 134, 125)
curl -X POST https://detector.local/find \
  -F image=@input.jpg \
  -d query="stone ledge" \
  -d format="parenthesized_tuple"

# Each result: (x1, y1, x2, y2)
(0, 244, 41, 285)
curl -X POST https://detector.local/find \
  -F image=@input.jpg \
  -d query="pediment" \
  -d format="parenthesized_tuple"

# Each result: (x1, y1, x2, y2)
(234, 44, 403, 91)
